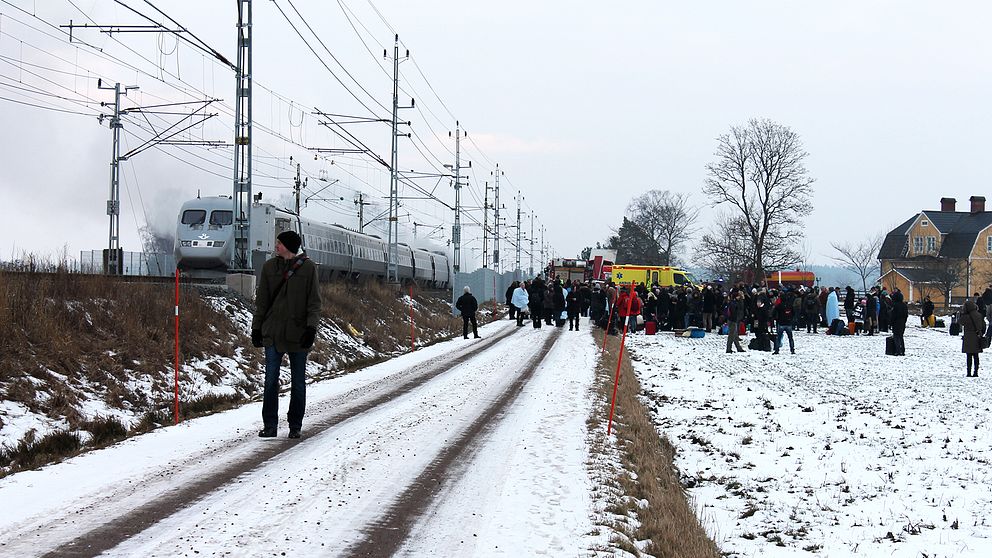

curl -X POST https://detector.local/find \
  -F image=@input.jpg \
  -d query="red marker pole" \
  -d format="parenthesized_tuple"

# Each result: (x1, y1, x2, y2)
(409, 284, 416, 351)
(607, 283, 636, 436)
(174, 268, 180, 425)
(601, 287, 618, 356)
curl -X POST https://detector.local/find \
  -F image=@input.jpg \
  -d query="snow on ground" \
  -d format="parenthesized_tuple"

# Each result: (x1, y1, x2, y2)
(625, 322, 992, 557)
(0, 320, 604, 557)
(399, 327, 600, 557)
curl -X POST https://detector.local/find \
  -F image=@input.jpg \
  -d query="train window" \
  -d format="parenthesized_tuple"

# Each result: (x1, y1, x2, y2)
(209, 210, 233, 226)
(181, 210, 206, 225)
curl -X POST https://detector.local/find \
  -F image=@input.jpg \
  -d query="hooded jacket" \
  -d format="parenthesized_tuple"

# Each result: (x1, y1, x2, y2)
(253, 254, 321, 352)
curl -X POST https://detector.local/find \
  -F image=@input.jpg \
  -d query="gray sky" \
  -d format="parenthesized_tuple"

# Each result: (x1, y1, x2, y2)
(1, 0, 990, 269)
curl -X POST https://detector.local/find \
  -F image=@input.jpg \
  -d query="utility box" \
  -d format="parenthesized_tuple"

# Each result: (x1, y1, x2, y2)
(227, 273, 256, 300)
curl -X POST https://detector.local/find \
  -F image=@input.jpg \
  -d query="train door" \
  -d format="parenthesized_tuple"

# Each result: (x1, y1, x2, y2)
(651, 271, 659, 285)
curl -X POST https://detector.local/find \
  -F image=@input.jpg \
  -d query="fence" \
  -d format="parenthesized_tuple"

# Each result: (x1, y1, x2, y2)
(79, 251, 176, 277)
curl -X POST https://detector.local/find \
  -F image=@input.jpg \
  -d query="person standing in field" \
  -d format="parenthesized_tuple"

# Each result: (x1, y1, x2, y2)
(252, 230, 321, 440)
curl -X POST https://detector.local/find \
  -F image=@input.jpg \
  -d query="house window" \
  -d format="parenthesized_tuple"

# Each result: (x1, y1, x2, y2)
(926, 236, 936, 253)
(921, 220, 929, 227)
(987, 236, 992, 253)
(913, 237, 923, 253)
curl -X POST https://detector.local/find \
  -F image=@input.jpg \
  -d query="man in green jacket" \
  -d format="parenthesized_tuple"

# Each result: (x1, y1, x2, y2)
(251, 230, 321, 439)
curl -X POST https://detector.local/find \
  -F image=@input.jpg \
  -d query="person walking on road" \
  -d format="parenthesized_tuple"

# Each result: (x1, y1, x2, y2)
(252, 230, 321, 440)
(456, 286, 481, 339)
(505, 282, 518, 321)
(773, 290, 797, 354)
(566, 287, 582, 331)
(512, 281, 530, 327)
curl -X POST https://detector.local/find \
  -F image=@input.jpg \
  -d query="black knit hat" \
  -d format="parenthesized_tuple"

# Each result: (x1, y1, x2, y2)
(277, 230, 302, 254)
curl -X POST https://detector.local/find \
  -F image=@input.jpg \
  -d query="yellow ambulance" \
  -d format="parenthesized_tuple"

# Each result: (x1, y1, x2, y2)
(609, 265, 698, 288)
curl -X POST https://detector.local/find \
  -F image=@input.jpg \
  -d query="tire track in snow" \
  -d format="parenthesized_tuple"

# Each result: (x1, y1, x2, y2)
(40, 325, 523, 558)
(343, 327, 563, 558)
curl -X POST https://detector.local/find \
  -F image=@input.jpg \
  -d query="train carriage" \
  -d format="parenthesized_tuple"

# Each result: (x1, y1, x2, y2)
(175, 196, 450, 288)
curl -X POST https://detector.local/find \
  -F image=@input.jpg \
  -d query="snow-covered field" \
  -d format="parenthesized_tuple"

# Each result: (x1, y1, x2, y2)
(626, 322, 992, 557)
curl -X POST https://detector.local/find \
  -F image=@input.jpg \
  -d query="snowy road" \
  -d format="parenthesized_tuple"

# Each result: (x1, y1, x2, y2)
(0, 320, 601, 557)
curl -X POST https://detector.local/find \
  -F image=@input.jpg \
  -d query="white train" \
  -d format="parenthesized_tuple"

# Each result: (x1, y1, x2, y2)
(174, 195, 450, 287)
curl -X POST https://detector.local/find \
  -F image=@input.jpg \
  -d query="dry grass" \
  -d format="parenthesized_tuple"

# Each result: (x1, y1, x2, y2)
(590, 328, 720, 558)
(0, 269, 464, 476)
(314, 281, 461, 355)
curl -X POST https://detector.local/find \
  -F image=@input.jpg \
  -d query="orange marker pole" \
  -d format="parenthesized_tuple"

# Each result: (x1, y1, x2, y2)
(174, 268, 180, 425)
(607, 283, 636, 436)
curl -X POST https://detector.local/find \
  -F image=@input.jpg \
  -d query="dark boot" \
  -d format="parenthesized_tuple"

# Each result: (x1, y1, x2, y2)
(259, 427, 276, 438)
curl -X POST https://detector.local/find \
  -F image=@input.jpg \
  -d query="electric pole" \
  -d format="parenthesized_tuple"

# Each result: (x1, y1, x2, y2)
(355, 192, 372, 233)
(515, 191, 522, 281)
(98, 80, 136, 275)
(450, 121, 469, 274)
(482, 181, 489, 269)
(529, 213, 535, 277)
(386, 34, 412, 283)
(293, 160, 306, 215)
(232, 0, 253, 272)
(492, 163, 501, 274)
(541, 225, 546, 276)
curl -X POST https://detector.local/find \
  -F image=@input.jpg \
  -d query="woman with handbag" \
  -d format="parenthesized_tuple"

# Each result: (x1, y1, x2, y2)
(960, 300, 987, 377)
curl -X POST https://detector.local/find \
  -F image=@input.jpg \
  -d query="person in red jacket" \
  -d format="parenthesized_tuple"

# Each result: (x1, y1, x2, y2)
(616, 287, 644, 333)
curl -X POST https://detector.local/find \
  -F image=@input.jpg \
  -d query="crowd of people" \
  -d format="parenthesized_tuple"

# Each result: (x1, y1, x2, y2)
(483, 274, 992, 377)
(501, 277, 915, 356)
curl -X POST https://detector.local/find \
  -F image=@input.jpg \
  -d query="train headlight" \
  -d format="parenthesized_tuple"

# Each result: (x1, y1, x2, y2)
(180, 240, 192, 247)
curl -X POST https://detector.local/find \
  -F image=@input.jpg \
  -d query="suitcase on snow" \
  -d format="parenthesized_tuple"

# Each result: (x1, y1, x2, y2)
(885, 336, 897, 355)
(950, 322, 961, 336)
(644, 321, 657, 335)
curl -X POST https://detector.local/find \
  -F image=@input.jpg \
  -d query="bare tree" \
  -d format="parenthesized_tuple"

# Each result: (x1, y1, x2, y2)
(703, 118, 814, 279)
(926, 256, 967, 309)
(695, 212, 755, 283)
(626, 190, 699, 266)
(830, 234, 884, 292)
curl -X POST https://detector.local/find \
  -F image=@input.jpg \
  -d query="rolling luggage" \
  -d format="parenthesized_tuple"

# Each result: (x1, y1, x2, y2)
(645, 321, 657, 335)
(739, 322, 747, 336)
(885, 336, 897, 355)
(950, 318, 961, 336)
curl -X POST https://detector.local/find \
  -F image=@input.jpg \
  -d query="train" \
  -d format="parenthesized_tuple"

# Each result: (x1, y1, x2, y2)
(174, 195, 451, 288)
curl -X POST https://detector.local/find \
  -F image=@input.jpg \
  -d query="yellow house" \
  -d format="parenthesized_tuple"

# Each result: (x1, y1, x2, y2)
(878, 196, 992, 305)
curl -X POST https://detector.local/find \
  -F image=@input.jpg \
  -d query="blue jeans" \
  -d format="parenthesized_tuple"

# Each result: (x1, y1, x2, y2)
(262, 346, 308, 430)
(775, 325, 795, 353)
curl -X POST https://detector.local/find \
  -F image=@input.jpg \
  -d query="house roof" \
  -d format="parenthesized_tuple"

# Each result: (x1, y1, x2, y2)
(878, 214, 919, 260)
(878, 210, 992, 261)
(885, 267, 944, 284)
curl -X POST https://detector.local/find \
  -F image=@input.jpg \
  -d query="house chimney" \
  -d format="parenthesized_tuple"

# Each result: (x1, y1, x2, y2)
(970, 195, 986, 214)
(940, 197, 957, 212)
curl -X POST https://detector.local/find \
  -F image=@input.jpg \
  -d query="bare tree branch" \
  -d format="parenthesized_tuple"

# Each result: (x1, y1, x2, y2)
(703, 118, 815, 279)
(829, 233, 884, 292)
(626, 190, 699, 265)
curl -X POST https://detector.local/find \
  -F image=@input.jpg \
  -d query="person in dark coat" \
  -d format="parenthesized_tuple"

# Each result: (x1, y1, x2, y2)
(773, 291, 797, 354)
(960, 300, 986, 377)
(528, 277, 545, 329)
(844, 286, 856, 321)
(566, 288, 581, 331)
(252, 230, 321, 439)
(889, 290, 908, 356)
(803, 290, 820, 333)
(921, 296, 935, 327)
(726, 290, 747, 353)
(579, 283, 592, 317)
(505, 282, 518, 320)
(590, 284, 607, 325)
(455, 286, 481, 339)
(702, 286, 716, 332)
